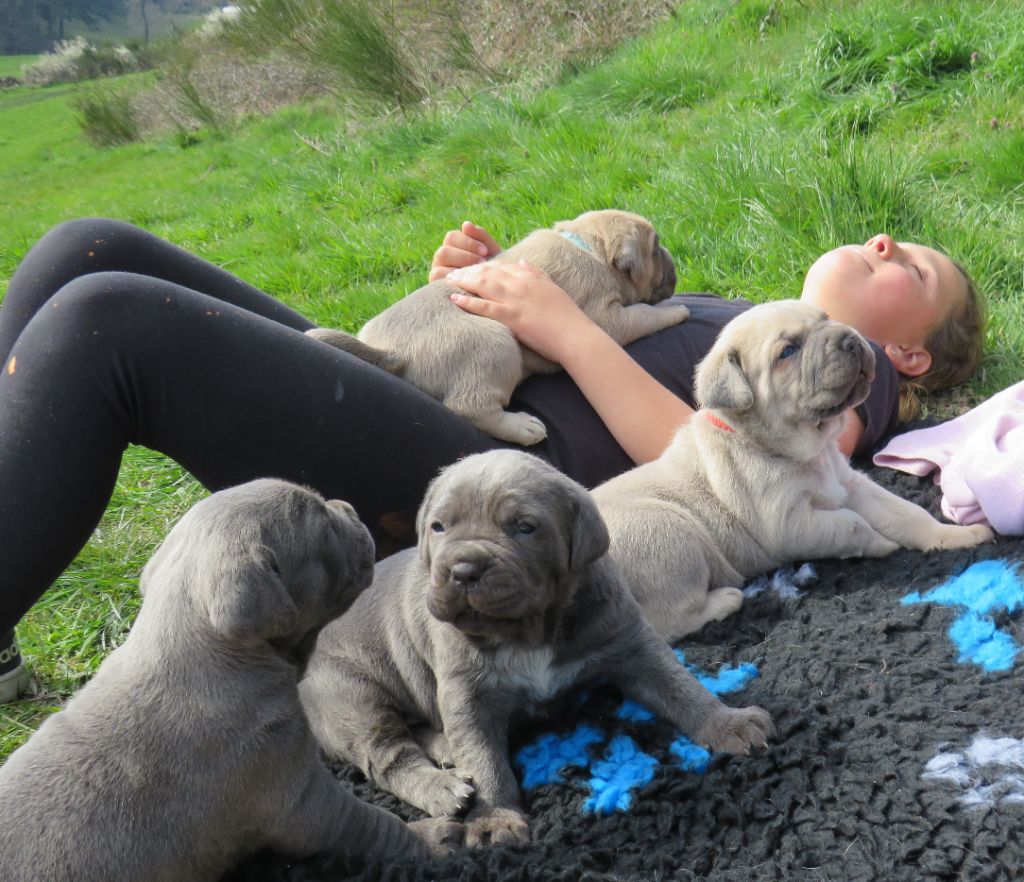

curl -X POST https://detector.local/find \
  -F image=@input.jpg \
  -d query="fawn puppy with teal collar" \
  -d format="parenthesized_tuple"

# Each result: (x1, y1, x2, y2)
(306, 210, 686, 445)
(592, 300, 994, 643)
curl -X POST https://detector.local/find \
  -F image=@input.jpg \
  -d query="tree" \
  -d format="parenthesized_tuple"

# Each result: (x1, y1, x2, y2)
(43, 0, 126, 41)
(0, 0, 125, 53)
(0, 0, 46, 53)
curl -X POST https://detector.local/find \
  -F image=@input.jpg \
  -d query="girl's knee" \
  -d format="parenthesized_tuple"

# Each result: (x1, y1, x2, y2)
(49, 272, 155, 318)
(7, 274, 167, 380)
(38, 217, 138, 257)
(23, 273, 168, 347)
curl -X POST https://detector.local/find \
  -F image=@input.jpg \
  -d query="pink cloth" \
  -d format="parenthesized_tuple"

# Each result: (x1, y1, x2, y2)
(873, 380, 1024, 535)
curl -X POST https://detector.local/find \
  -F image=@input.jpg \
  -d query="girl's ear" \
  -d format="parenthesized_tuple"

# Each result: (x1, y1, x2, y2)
(887, 344, 932, 378)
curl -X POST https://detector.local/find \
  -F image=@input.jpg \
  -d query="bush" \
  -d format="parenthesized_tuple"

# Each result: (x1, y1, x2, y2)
(225, 0, 483, 110)
(74, 86, 142, 145)
(77, 45, 143, 81)
(22, 37, 144, 87)
(21, 37, 89, 86)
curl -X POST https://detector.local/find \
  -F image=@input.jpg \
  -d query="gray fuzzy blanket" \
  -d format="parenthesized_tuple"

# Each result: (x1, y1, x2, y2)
(228, 464, 1024, 882)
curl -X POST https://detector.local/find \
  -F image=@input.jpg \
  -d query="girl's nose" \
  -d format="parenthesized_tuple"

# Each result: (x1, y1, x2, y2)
(865, 234, 897, 260)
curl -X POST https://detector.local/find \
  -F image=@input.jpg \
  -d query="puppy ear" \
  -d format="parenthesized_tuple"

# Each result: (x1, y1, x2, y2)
(696, 348, 754, 412)
(611, 229, 646, 284)
(567, 486, 610, 571)
(416, 476, 441, 568)
(206, 545, 299, 643)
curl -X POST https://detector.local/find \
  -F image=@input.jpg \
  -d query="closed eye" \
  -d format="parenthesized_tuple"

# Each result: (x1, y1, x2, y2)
(912, 264, 924, 281)
(778, 343, 799, 361)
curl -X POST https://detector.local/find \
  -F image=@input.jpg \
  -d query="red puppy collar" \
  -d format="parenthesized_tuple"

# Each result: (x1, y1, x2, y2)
(705, 411, 736, 433)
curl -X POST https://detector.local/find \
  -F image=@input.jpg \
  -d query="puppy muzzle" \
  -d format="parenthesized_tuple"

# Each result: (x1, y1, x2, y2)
(326, 499, 376, 595)
(805, 329, 875, 419)
(426, 549, 534, 631)
(652, 247, 677, 302)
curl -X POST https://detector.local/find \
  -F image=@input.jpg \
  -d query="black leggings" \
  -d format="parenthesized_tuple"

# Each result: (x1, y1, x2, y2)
(0, 218, 503, 634)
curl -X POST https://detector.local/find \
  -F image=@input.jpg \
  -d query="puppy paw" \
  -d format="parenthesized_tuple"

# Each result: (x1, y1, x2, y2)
(864, 535, 901, 557)
(408, 817, 465, 855)
(931, 523, 996, 550)
(421, 768, 475, 818)
(464, 807, 530, 847)
(696, 705, 775, 755)
(478, 411, 547, 446)
(706, 586, 744, 620)
(659, 303, 691, 325)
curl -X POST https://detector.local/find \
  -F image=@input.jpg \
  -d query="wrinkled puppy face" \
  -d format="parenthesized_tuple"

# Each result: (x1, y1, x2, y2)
(695, 300, 875, 447)
(557, 209, 677, 305)
(416, 451, 609, 645)
(157, 479, 376, 652)
(266, 492, 377, 641)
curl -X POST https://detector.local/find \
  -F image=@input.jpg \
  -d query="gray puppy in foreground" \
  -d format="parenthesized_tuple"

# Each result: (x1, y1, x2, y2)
(0, 480, 459, 882)
(307, 209, 686, 445)
(593, 300, 994, 643)
(300, 451, 774, 847)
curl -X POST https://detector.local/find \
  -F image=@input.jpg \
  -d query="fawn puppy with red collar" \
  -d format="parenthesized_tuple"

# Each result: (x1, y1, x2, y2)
(591, 300, 993, 643)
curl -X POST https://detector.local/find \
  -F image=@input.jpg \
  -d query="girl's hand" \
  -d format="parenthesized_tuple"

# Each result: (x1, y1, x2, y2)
(429, 222, 502, 282)
(446, 260, 593, 364)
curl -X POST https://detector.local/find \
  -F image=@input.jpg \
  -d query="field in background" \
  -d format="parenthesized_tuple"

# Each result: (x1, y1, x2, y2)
(0, 55, 37, 77)
(1, 0, 1023, 757)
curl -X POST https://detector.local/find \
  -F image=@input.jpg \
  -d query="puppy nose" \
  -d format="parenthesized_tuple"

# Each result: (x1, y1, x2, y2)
(450, 560, 484, 586)
(662, 252, 677, 289)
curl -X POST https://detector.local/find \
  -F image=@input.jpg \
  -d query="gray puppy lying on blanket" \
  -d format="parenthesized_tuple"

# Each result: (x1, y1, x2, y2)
(592, 300, 994, 643)
(300, 450, 774, 847)
(0, 479, 459, 882)
(307, 209, 686, 445)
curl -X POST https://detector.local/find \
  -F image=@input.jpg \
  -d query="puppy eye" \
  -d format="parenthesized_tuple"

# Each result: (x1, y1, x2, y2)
(778, 344, 799, 361)
(516, 522, 536, 535)
(430, 521, 445, 533)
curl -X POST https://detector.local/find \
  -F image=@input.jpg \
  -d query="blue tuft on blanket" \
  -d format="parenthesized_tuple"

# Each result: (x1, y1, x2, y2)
(514, 651, 759, 814)
(902, 559, 1024, 671)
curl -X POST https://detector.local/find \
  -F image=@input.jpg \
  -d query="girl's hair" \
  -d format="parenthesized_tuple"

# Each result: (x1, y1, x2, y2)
(897, 261, 985, 422)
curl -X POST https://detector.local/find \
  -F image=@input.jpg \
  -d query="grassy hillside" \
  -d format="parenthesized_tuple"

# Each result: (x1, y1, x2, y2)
(1, 0, 1022, 757)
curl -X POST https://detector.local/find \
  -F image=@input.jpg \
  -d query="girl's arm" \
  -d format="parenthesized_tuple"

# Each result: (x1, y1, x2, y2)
(430, 223, 863, 462)
(836, 410, 864, 458)
(446, 260, 693, 464)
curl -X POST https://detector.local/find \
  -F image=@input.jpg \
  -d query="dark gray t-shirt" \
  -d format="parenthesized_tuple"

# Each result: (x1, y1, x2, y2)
(509, 294, 900, 489)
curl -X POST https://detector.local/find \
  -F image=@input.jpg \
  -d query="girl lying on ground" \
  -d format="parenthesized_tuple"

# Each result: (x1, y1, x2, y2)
(0, 217, 983, 699)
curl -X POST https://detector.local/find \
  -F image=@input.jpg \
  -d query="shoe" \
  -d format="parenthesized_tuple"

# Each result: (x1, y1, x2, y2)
(0, 630, 30, 703)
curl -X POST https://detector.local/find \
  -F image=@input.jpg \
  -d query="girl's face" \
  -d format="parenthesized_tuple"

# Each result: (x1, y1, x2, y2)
(800, 234, 966, 357)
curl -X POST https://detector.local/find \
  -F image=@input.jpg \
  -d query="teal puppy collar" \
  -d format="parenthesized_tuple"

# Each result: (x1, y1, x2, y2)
(559, 230, 593, 253)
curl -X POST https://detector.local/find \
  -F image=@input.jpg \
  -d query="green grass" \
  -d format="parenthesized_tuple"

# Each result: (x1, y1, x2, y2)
(0, 55, 36, 78)
(1, 0, 1023, 760)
